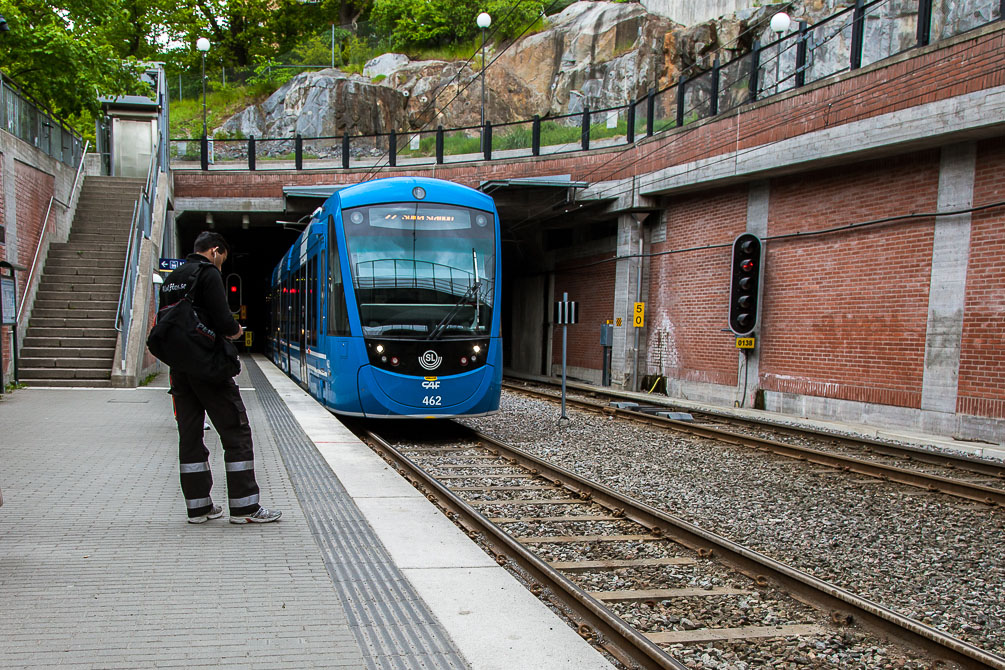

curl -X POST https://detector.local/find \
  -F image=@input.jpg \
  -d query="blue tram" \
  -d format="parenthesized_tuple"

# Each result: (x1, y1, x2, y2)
(266, 177, 502, 418)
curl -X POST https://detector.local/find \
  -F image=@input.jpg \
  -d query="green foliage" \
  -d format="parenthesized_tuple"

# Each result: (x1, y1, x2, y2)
(371, 0, 547, 52)
(169, 85, 267, 138)
(0, 0, 147, 120)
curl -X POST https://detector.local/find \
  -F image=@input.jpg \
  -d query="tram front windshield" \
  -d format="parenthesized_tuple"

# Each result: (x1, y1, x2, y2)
(343, 202, 495, 339)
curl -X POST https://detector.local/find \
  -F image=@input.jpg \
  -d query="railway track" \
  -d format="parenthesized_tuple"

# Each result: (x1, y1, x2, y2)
(362, 422, 1005, 670)
(502, 379, 1005, 508)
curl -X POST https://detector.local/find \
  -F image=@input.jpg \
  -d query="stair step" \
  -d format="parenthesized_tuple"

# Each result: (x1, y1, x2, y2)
(20, 379, 113, 389)
(42, 258, 123, 271)
(41, 275, 122, 287)
(50, 242, 128, 253)
(19, 367, 112, 380)
(68, 232, 130, 243)
(34, 299, 119, 311)
(32, 308, 117, 320)
(30, 317, 118, 329)
(20, 356, 113, 369)
(26, 326, 118, 339)
(21, 347, 115, 359)
(34, 290, 120, 302)
(47, 251, 125, 262)
(23, 337, 117, 349)
(44, 266, 123, 278)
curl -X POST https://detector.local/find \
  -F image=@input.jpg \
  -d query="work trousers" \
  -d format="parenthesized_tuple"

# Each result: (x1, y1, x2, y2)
(170, 370, 261, 518)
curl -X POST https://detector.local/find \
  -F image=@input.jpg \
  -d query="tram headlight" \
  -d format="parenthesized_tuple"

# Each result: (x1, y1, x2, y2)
(375, 344, 384, 354)
(349, 210, 364, 225)
(472, 345, 481, 354)
(475, 214, 488, 227)
(460, 356, 469, 366)
(390, 356, 400, 366)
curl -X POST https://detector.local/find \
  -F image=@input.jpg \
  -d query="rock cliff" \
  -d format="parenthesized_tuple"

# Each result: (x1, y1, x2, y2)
(218, 0, 991, 155)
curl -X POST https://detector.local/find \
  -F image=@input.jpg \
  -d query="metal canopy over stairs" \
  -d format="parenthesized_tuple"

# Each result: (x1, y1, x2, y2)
(20, 176, 145, 387)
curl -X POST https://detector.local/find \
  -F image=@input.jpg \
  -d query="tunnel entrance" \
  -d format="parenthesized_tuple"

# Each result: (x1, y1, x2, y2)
(174, 218, 303, 353)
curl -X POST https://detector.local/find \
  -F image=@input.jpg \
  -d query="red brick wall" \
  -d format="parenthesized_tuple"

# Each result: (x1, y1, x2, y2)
(1, 152, 8, 383)
(647, 187, 748, 386)
(552, 252, 616, 369)
(958, 137, 1005, 418)
(759, 151, 940, 407)
(15, 160, 55, 281)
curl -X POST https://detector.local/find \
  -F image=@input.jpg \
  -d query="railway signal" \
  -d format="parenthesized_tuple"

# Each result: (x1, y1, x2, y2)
(728, 233, 762, 336)
(226, 273, 242, 314)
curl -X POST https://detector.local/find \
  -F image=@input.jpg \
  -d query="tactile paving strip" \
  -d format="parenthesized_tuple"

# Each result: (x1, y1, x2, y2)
(246, 359, 469, 670)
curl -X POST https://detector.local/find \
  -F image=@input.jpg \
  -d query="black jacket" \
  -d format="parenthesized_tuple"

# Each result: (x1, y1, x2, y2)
(160, 253, 241, 339)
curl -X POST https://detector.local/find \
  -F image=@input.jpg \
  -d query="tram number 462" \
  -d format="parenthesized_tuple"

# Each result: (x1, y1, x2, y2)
(422, 395, 443, 406)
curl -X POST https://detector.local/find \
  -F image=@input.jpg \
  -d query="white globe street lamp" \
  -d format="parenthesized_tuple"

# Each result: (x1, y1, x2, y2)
(769, 13, 790, 95)
(197, 38, 211, 139)
(476, 12, 491, 133)
(770, 11, 791, 34)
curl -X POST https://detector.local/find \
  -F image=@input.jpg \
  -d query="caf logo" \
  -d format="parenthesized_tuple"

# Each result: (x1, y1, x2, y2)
(419, 350, 442, 371)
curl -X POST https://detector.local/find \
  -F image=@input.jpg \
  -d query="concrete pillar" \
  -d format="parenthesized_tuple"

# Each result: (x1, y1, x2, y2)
(611, 214, 644, 389)
(920, 142, 975, 431)
(738, 180, 769, 408)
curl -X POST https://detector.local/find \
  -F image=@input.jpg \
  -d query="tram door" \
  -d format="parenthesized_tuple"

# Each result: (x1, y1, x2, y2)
(299, 260, 308, 386)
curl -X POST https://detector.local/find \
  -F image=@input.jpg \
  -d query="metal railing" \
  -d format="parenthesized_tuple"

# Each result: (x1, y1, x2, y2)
(0, 73, 84, 168)
(169, 0, 1003, 172)
(115, 139, 162, 371)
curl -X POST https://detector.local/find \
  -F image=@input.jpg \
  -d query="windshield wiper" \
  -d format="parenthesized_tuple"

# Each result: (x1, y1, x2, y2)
(429, 280, 481, 340)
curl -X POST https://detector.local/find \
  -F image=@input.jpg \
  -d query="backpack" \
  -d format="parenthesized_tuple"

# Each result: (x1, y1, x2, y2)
(146, 264, 241, 381)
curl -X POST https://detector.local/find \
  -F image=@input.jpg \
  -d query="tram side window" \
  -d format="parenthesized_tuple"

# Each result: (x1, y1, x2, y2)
(308, 256, 319, 346)
(296, 266, 304, 344)
(328, 216, 351, 337)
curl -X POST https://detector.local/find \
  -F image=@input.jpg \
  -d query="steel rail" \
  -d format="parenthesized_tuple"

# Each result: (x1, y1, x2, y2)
(462, 427, 1005, 670)
(504, 379, 1005, 480)
(503, 382, 1005, 507)
(365, 429, 689, 670)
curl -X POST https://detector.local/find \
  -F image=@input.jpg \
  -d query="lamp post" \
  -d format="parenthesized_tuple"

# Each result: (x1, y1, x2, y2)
(769, 12, 790, 95)
(476, 12, 491, 131)
(197, 38, 211, 139)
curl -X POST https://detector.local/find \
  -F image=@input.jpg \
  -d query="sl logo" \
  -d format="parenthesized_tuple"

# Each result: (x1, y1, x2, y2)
(419, 350, 442, 371)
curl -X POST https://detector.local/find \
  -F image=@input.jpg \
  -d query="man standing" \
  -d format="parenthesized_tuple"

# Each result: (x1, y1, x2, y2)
(160, 231, 281, 524)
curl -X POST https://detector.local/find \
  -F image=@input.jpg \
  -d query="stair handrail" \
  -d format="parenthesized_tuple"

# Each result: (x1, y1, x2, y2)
(16, 139, 91, 323)
(115, 139, 162, 372)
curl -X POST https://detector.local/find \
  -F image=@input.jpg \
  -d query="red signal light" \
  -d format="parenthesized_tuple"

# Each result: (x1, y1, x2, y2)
(741, 259, 755, 272)
(230, 285, 237, 292)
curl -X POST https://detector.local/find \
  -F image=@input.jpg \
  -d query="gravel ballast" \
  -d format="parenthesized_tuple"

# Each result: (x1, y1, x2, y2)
(461, 392, 1005, 658)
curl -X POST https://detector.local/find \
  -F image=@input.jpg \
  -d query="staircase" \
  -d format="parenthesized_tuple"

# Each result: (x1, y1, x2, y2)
(20, 176, 145, 387)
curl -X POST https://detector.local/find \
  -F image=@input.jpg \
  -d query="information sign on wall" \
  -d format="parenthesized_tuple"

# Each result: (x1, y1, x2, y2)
(1, 276, 15, 325)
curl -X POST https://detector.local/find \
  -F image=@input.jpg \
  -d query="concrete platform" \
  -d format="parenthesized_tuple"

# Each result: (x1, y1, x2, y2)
(0, 355, 613, 670)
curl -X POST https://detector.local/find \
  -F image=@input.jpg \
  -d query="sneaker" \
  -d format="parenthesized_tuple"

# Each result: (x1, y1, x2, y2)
(230, 507, 282, 524)
(188, 504, 224, 524)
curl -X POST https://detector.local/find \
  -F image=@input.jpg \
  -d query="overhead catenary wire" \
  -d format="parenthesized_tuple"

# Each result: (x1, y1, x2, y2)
(543, 199, 1005, 277)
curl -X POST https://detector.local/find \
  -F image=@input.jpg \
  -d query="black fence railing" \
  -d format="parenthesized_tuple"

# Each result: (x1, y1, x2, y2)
(170, 0, 1003, 171)
(0, 73, 84, 168)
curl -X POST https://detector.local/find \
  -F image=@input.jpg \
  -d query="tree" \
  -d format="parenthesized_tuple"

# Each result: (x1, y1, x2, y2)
(370, 0, 545, 52)
(0, 0, 146, 121)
